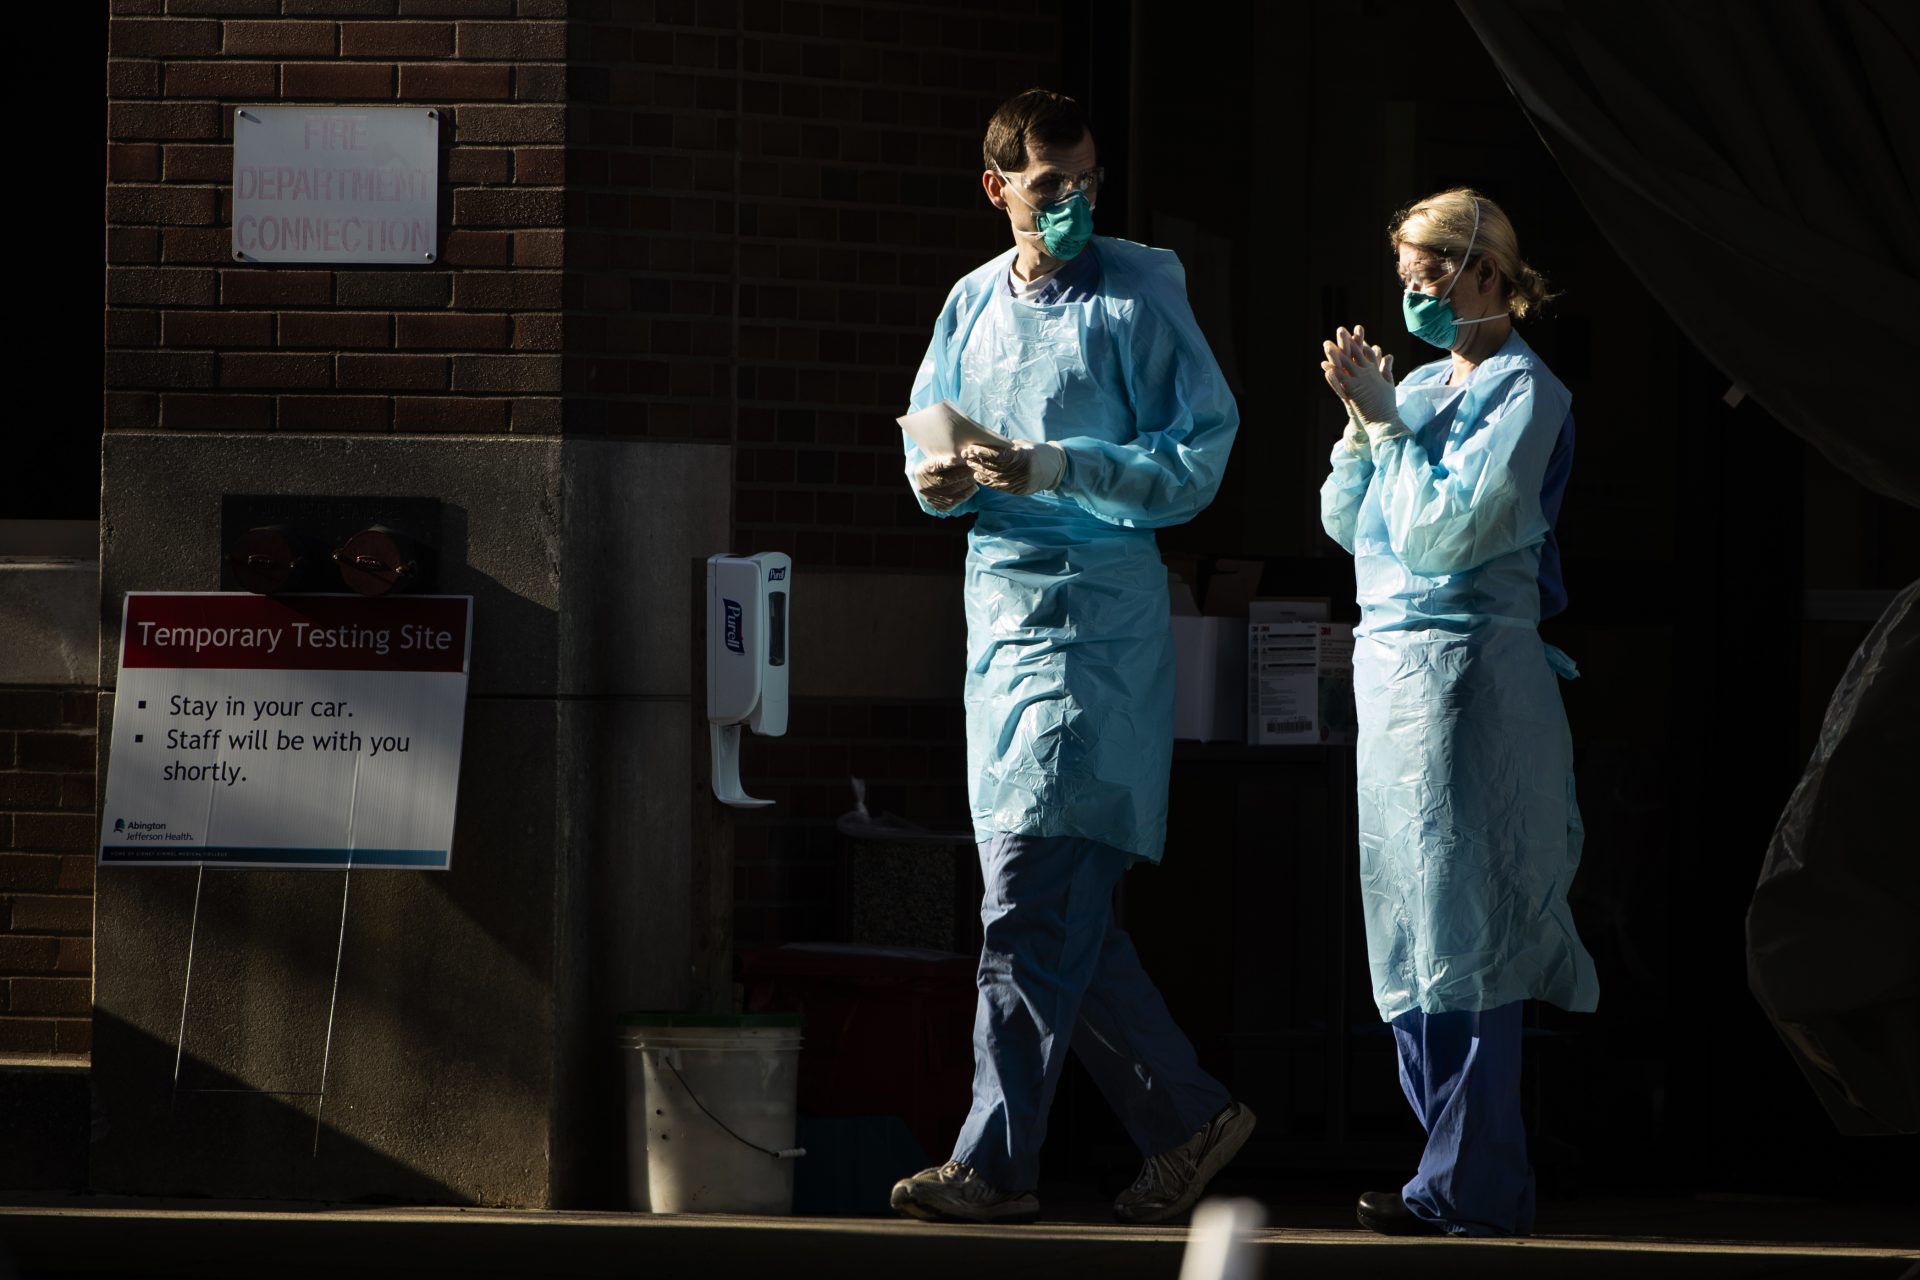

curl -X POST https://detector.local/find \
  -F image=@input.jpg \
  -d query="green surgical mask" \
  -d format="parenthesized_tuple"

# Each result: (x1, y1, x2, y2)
(998, 170, 1096, 261)
(1402, 197, 1501, 349)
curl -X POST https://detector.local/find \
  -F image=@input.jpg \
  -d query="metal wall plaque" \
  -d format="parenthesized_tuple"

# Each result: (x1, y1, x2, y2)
(231, 107, 440, 265)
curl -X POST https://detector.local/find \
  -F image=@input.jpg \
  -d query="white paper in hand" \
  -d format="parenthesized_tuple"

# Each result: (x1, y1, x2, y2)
(897, 400, 1011, 458)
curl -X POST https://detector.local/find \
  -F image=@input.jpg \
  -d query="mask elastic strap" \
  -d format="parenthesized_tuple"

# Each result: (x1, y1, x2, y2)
(1438, 197, 1482, 304)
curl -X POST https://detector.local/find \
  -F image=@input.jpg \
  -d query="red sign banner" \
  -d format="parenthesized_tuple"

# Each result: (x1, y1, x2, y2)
(120, 594, 469, 673)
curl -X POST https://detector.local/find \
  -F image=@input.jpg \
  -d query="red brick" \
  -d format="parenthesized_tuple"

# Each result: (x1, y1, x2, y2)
(162, 227, 234, 264)
(0, 1019, 56, 1054)
(56, 857, 94, 893)
(108, 186, 219, 226)
(221, 353, 333, 389)
(12, 815, 95, 855)
(9, 979, 91, 1016)
(165, 60, 276, 97)
(452, 354, 559, 392)
(111, 18, 220, 56)
(54, 1019, 92, 1055)
(282, 62, 394, 99)
(0, 692, 62, 732)
(512, 314, 560, 351)
(222, 269, 332, 305)
(447, 148, 510, 183)
(396, 313, 509, 349)
(108, 143, 161, 181)
(107, 310, 158, 347)
(61, 777, 96, 811)
(454, 105, 563, 143)
(109, 266, 219, 306)
(0, 775, 59, 809)
(514, 64, 565, 101)
(340, 21, 451, 56)
(277, 395, 391, 431)
(169, 0, 279, 11)
(452, 271, 560, 308)
(161, 393, 275, 431)
(336, 354, 447, 390)
(222, 21, 337, 56)
(60, 694, 95, 732)
(108, 228, 161, 263)
(393, 397, 508, 432)
(9, 898, 92, 935)
(0, 936, 58, 972)
(399, 63, 509, 99)
(105, 392, 160, 430)
(287, 0, 398, 13)
(514, 147, 563, 184)
(335, 273, 449, 307)
(53, 939, 93, 975)
(455, 20, 564, 59)
(106, 351, 217, 389)
(110, 101, 224, 140)
(441, 230, 511, 266)
(453, 188, 563, 226)
(513, 230, 561, 266)
(162, 143, 232, 182)
(163, 310, 273, 347)
(109, 59, 162, 98)
(0, 855, 60, 891)
(278, 312, 391, 347)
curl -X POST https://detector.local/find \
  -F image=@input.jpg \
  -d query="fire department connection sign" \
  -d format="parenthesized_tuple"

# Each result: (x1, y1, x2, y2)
(231, 107, 439, 264)
(99, 594, 472, 870)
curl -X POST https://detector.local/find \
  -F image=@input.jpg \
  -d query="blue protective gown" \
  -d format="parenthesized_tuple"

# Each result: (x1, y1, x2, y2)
(905, 237, 1239, 863)
(1319, 330, 1598, 1019)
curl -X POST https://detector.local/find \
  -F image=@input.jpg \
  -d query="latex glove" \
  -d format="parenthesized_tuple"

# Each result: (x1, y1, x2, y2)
(914, 454, 978, 511)
(1322, 325, 1404, 445)
(962, 439, 1066, 495)
(1340, 400, 1372, 461)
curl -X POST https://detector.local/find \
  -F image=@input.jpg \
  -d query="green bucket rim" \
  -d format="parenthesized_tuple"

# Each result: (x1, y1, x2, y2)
(618, 1012, 804, 1029)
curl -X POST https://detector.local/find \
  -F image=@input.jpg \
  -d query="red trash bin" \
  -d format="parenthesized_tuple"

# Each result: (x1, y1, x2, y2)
(740, 942, 978, 1163)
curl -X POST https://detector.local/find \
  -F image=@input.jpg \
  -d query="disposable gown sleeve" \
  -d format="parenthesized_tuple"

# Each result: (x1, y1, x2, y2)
(1050, 271, 1240, 529)
(900, 297, 983, 520)
(1319, 435, 1373, 555)
(1368, 370, 1568, 578)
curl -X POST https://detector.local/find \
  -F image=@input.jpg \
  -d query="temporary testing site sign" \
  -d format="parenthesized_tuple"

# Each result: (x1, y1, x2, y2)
(99, 593, 473, 870)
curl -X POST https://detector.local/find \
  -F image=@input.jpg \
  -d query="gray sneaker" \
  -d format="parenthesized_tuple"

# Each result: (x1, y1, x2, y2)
(890, 1160, 1041, 1224)
(1112, 1102, 1257, 1224)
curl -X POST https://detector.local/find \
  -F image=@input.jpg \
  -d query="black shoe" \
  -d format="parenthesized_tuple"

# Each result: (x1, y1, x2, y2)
(1356, 1190, 1446, 1236)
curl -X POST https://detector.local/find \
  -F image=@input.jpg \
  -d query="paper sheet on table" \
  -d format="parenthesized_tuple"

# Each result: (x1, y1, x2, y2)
(897, 400, 1011, 458)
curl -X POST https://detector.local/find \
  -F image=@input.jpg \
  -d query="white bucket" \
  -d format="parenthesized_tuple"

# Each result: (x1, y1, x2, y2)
(618, 1014, 805, 1214)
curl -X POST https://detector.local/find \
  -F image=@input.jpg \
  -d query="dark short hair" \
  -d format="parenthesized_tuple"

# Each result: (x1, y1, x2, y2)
(982, 89, 1090, 172)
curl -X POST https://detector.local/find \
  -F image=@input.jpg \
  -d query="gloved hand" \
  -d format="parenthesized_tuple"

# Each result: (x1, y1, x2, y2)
(914, 454, 978, 511)
(1322, 325, 1404, 446)
(1340, 401, 1372, 461)
(962, 439, 1066, 495)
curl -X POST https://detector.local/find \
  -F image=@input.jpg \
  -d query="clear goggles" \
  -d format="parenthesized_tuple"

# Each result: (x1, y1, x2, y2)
(995, 164, 1104, 207)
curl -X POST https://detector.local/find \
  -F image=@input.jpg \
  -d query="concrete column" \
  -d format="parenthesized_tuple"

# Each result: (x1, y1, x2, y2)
(90, 433, 730, 1207)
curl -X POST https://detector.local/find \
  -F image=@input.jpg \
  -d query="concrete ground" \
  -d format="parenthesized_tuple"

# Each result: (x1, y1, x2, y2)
(3, 1192, 1915, 1279)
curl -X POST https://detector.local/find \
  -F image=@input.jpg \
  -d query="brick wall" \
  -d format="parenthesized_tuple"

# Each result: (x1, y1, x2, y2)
(98, 0, 1072, 972)
(106, 0, 570, 437)
(0, 691, 98, 1056)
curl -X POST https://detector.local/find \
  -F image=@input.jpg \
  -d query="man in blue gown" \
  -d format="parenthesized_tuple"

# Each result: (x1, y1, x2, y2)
(887, 89, 1252, 1225)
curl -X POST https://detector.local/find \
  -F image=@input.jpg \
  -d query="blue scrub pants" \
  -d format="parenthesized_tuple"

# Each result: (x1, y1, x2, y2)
(1392, 1002, 1536, 1236)
(951, 834, 1233, 1192)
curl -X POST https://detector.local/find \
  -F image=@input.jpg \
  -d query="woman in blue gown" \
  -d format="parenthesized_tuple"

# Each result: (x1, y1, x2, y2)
(1319, 188, 1598, 1237)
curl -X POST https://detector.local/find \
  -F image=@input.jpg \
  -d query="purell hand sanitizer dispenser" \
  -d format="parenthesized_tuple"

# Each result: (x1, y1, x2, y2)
(706, 552, 791, 808)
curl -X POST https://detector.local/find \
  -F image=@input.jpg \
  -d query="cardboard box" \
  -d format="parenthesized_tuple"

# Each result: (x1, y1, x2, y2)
(1173, 614, 1248, 741)
(1170, 571, 1246, 742)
